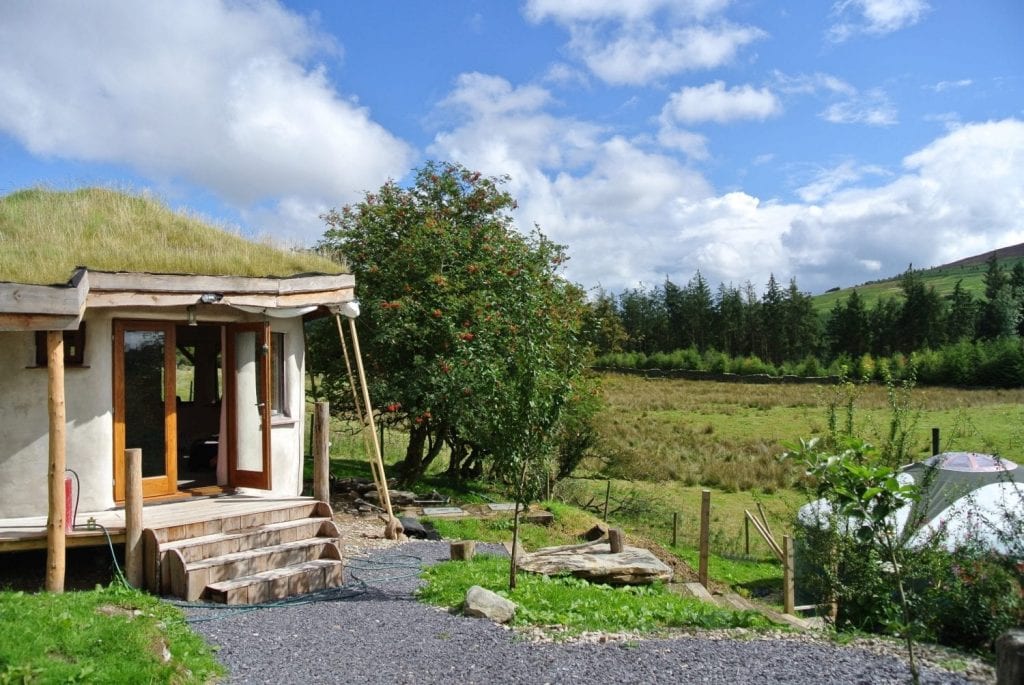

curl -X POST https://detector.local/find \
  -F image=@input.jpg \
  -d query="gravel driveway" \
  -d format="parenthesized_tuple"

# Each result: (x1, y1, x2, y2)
(186, 541, 979, 685)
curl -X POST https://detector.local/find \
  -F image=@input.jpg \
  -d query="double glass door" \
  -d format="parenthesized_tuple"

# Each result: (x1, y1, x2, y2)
(113, 320, 271, 500)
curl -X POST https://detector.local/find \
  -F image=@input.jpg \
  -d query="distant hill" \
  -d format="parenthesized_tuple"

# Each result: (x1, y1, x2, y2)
(811, 242, 1024, 314)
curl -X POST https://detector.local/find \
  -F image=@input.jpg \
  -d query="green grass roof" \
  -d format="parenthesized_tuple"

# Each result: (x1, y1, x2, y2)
(0, 187, 344, 285)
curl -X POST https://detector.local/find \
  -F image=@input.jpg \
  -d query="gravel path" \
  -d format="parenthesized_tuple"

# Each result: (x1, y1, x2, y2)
(186, 541, 978, 685)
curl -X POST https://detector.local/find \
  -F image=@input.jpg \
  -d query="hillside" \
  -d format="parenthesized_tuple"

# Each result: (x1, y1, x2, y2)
(0, 187, 343, 285)
(811, 242, 1024, 314)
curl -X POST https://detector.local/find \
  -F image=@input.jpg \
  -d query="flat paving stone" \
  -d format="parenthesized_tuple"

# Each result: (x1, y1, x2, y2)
(422, 506, 467, 517)
(486, 503, 518, 512)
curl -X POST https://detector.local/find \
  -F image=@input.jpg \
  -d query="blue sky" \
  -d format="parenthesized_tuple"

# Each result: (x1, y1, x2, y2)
(1, 1, 1022, 295)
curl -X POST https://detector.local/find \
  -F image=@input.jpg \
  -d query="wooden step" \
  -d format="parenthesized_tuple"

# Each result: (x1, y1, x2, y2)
(151, 500, 333, 544)
(168, 538, 342, 601)
(162, 517, 340, 564)
(204, 559, 344, 605)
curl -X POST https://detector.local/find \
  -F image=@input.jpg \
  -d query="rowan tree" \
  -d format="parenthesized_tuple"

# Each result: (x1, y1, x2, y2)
(311, 161, 594, 486)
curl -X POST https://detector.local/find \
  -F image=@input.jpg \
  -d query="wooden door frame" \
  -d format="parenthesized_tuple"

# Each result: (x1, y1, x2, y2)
(112, 319, 178, 501)
(225, 321, 272, 489)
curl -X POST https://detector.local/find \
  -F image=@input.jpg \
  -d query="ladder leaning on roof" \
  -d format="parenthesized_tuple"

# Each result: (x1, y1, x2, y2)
(334, 303, 403, 540)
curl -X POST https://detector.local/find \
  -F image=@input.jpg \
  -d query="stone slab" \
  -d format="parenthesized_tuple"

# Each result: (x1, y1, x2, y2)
(486, 503, 518, 512)
(517, 540, 673, 585)
(422, 506, 467, 517)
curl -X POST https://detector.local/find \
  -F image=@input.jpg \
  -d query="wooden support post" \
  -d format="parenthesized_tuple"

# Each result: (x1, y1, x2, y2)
(450, 540, 476, 561)
(125, 448, 144, 588)
(313, 401, 331, 504)
(744, 515, 750, 556)
(45, 331, 66, 593)
(603, 479, 611, 522)
(672, 512, 678, 548)
(783, 534, 795, 615)
(932, 427, 940, 456)
(699, 489, 711, 588)
(608, 528, 624, 553)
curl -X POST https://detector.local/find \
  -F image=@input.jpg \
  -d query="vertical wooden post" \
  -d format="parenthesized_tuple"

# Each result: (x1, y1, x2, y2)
(744, 515, 750, 556)
(672, 512, 678, 547)
(931, 427, 940, 456)
(699, 489, 711, 588)
(603, 479, 611, 522)
(783, 534, 795, 615)
(313, 401, 331, 504)
(45, 331, 66, 593)
(124, 448, 144, 588)
(608, 528, 624, 553)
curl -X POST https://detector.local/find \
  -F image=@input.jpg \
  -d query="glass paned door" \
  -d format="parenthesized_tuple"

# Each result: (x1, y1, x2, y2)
(226, 322, 271, 489)
(113, 321, 178, 500)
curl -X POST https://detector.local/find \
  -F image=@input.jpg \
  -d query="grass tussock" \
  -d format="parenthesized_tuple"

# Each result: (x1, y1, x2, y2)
(590, 374, 1024, 491)
(0, 187, 343, 284)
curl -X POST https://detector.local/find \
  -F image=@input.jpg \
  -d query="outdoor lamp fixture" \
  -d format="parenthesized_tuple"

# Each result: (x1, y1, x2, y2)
(186, 305, 198, 326)
(340, 300, 360, 319)
(199, 292, 223, 304)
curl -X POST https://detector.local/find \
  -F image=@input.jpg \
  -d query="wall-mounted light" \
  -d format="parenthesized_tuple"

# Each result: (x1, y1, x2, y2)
(187, 305, 198, 326)
(199, 292, 223, 304)
(340, 300, 361, 319)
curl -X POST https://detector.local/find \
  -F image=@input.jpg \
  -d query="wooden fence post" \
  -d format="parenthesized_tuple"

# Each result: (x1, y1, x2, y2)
(313, 401, 331, 504)
(932, 427, 940, 456)
(609, 528, 624, 553)
(783, 534, 795, 615)
(744, 515, 750, 556)
(603, 479, 611, 522)
(672, 512, 678, 548)
(125, 448, 144, 588)
(699, 489, 711, 588)
(45, 331, 66, 593)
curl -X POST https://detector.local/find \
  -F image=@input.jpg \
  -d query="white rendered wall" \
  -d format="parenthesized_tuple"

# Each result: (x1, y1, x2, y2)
(0, 313, 114, 519)
(0, 308, 309, 518)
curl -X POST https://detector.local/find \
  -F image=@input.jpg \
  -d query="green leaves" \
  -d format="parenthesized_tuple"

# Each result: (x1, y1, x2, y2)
(313, 162, 594, 486)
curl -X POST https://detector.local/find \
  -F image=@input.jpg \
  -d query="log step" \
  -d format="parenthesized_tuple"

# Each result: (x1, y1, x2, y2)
(170, 538, 342, 601)
(204, 559, 344, 605)
(161, 517, 339, 564)
(152, 500, 332, 544)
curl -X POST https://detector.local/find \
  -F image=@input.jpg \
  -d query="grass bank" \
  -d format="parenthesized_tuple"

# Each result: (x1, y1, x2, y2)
(0, 584, 222, 683)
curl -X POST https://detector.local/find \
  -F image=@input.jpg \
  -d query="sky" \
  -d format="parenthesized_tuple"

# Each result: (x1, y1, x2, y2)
(1, 1, 1022, 296)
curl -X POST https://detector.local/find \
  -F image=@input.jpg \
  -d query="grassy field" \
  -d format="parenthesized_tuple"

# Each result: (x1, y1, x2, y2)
(590, 373, 1024, 492)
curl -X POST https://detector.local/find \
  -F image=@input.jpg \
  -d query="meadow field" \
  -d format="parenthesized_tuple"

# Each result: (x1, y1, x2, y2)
(588, 373, 1024, 492)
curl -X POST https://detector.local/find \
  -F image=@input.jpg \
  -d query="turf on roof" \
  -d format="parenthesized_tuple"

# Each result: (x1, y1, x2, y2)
(0, 187, 343, 285)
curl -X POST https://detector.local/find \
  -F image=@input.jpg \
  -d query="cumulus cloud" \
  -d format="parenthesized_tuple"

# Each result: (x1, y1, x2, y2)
(829, 0, 930, 42)
(524, 0, 764, 86)
(662, 81, 782, 124)
(433, 73, 1024, 295)
(0, 0, 413, 243)
(928, 79, 973, 92)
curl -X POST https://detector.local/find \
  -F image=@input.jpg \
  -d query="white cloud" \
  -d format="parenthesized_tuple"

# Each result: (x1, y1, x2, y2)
(662, 81, 782, 124)
(773, 71, 855, 96)
(524, 0, 730, 24)
(928, 79, 973, 92)
(829, 0, 930, 41)
(524, 0, 764, 86)
(571, 22, 765, 86)
(657, 126, 711, 160)
(821, 89, 898, 126)
(432, 74, 1024, 296)
(0, 0, 414, 244)
(795, 160, 891, 203)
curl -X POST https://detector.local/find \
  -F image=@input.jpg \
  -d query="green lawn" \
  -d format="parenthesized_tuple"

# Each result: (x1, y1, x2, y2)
(0, 584, 222, 684)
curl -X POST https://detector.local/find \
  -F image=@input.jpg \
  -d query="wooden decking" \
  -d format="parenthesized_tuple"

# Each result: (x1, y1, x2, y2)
(0, 494, 321, 553)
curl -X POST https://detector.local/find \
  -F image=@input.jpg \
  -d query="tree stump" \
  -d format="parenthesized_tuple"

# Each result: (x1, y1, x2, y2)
(450, 540, 476, 561)
(608, 528, 624, 553)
